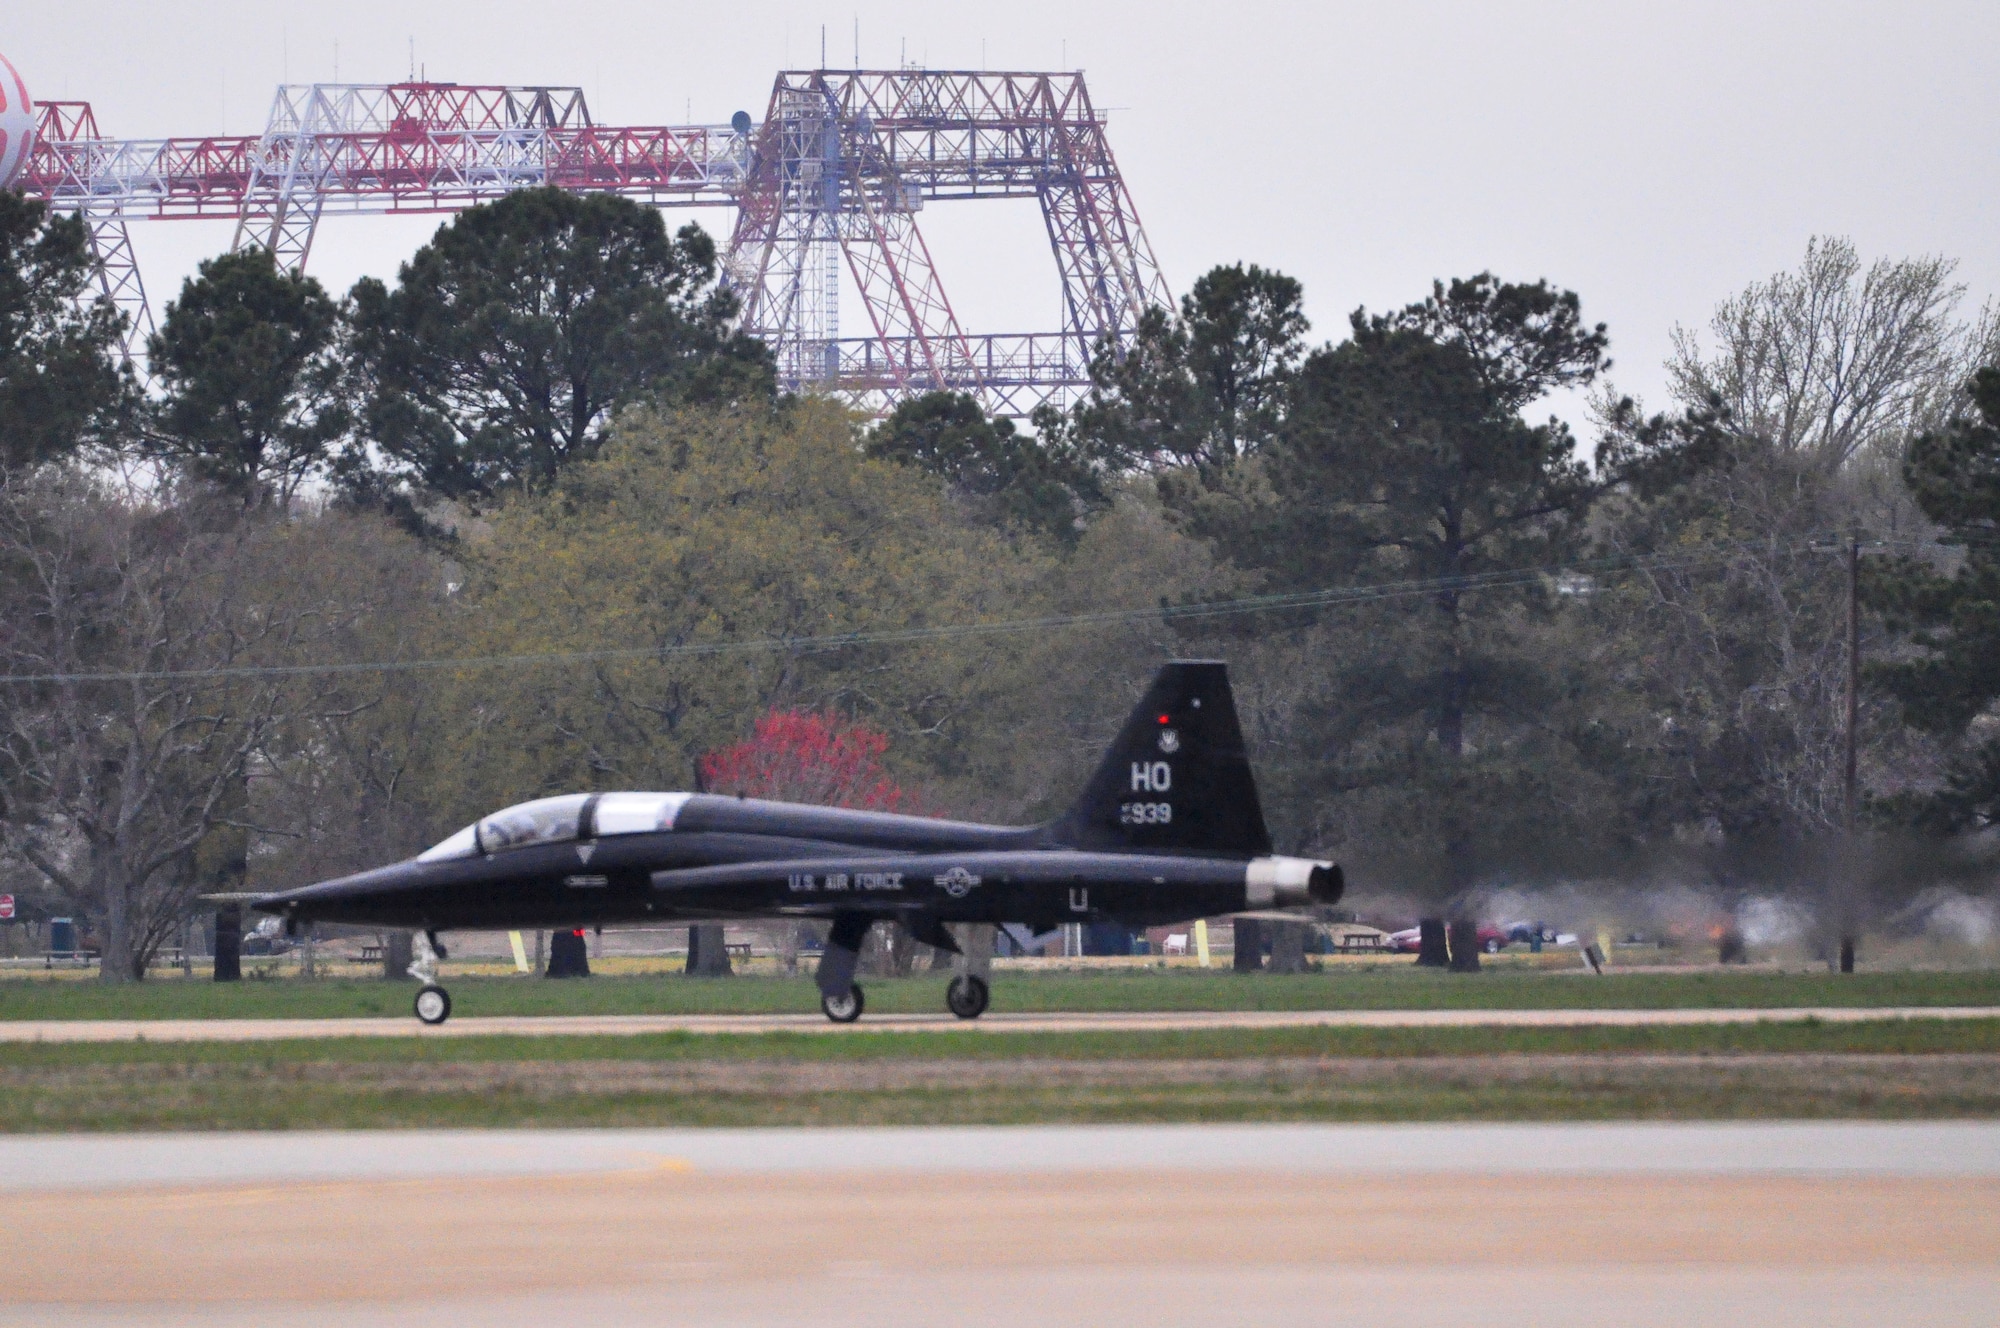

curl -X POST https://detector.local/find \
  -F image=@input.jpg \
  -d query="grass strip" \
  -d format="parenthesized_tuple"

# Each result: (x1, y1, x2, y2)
(12, 1018, 2000, 1131)
(5, 1053, 1996, 1131)
(4, 1016, 1999, 1068)
(2, 968, 1997, 1021)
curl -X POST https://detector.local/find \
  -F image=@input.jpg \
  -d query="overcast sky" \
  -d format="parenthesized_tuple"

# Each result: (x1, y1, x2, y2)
(8, 1, 1998, 429)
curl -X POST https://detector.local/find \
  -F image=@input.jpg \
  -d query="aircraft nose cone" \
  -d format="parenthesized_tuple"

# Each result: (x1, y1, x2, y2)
(258, 862, 422, 925)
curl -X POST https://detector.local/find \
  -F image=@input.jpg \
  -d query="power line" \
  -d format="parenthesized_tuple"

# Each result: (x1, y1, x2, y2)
(0, 535, 1861, 687)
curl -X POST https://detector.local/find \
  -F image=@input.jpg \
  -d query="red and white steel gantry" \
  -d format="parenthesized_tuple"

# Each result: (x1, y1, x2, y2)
(16, 70, 1169, 416)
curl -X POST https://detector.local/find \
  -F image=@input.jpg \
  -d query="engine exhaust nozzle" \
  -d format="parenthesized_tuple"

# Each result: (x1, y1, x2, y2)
(1246, 857, 1344, 909)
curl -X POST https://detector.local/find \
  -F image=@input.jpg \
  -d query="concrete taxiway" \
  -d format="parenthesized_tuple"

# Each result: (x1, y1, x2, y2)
(4, 1124, 1998, 1326)
(0, 1003, 1994, 1042)
(4, 1121, 1999, 1189)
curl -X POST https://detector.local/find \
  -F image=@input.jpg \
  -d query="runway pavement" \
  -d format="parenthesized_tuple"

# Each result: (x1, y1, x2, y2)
(4, 1121, 1999, 1190)
(1, 1003, 1995, 1042)
(3, 1124, 1997, 1326)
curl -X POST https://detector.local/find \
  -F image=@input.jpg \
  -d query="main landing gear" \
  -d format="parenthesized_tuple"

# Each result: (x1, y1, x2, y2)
(813, 914, 992, 1023)
(946, 974, 989, 1020)
(815, 913, 872, 1024)
(821, 985, 865, 1023)
(410, 929, 452, 1025)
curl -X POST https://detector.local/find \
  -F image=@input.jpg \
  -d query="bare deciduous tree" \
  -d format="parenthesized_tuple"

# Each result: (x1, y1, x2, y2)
(0, 477, 363, 980)
(1668, 237, 1973, 469)
(1592, 440, 1950, 848)
(241, 516, 451, 893)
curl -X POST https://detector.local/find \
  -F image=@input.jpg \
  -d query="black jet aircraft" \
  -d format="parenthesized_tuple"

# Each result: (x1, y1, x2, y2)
(253, 661, 1342, 1024)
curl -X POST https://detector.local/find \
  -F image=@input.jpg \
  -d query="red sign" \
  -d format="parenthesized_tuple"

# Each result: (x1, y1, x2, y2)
(0, 895, 14, 920)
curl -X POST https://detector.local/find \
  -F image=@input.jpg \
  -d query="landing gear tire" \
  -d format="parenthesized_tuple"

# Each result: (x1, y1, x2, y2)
(414, 984, 452, 1025)
(820, 984, 865, 1024)
(946, 974, 990, 1020)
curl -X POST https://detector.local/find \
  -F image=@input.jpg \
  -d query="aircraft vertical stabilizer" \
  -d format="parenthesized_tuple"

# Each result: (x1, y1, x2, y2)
(1053, 661, 1273, 856)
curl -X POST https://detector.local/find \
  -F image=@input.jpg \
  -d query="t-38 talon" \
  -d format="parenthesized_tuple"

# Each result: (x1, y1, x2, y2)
(251, 662, 1342, 1023)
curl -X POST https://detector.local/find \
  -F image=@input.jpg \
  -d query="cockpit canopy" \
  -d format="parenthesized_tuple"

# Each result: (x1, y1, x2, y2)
(415, 792, 691, 863)
(478, 794, 589, 852)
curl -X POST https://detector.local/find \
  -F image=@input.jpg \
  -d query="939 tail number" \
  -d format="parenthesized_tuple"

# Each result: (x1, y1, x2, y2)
(1119, 801, 1173, 825)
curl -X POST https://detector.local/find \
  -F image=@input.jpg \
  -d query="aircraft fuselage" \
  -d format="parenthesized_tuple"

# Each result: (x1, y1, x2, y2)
(261, 793, 1311, 934)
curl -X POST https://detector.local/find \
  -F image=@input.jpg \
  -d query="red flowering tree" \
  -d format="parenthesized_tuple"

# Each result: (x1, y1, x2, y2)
(701, 710, 940, 975)
(698, 710, 916, 811)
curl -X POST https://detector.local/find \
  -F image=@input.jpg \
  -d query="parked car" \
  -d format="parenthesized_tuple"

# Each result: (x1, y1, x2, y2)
(1385, 924, 1509, 954)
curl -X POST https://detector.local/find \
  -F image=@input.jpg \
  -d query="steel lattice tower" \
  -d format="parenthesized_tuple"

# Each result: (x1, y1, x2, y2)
(18, 69, 1169, 416)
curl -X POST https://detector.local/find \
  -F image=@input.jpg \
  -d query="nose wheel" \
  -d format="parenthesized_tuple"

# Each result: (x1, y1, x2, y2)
(820, 983, 865, 1023)
(946, 974, 989, 1020)
(414, 984, 452, 1025)
(407, 931, 451, 1024)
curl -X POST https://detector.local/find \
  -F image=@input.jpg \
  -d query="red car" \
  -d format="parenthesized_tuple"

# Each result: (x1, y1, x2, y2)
(1385, 925, 1508, 955)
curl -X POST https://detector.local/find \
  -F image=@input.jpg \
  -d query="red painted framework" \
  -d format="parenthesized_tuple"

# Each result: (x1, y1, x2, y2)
(17, 72, 1168, 415)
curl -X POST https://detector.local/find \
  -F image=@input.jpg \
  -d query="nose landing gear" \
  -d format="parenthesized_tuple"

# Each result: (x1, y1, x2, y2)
(409, 930, 452, 1025)
(414, 984, 452, 1024)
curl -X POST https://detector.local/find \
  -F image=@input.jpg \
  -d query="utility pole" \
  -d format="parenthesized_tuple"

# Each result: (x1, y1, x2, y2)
(1844, 535, 1860, 831)
(1839, 535, 1860, 973)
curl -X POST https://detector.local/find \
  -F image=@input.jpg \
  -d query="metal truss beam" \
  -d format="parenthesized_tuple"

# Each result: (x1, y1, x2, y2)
(30, 104, 154, 371)
(731, 75, 981, 397)
(728, 81, 838, 387)
(1037, 118, 1172, 346)
(839, 206, 983, 396)
(80, 209, 155, 368)
(827, 87, 983, 397)
(831, 332, 1091, 417)
(232, 84, 336, 270)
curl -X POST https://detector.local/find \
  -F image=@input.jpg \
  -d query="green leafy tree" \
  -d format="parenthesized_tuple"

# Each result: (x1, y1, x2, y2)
(345, 188, 765, 504)
(1872, 366, 2000, 830)
(1041, 263, 1307, 478)
(865, 391, 1104, 543)
(146, 249, 348, 505)
(420, 398, 1048, 824)
(0, 193, 133, 468)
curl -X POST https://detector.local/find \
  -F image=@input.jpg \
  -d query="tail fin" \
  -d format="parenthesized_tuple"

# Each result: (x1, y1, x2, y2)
(1054, 660, 1272, 856)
